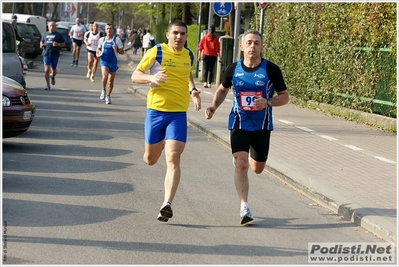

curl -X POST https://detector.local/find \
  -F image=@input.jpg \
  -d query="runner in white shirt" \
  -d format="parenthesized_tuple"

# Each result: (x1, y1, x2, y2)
(69, 18, 86, 67)
(84, 22, 104, 82)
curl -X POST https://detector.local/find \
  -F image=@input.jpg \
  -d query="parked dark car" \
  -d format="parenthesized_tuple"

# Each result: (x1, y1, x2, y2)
(55, 25, 72, 51)
(2, 20, 26, 88)
(26, 23, 42, 58)
(2, 76, 36, 138)
(15, 22, 35, 58)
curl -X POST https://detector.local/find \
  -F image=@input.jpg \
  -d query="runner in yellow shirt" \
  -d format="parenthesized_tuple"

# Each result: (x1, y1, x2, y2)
(131, 20, 201, 222)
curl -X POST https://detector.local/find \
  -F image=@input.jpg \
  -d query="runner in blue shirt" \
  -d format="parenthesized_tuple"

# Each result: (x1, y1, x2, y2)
(40, 21, 65, 90)
(96, 23, 124, 104)
(205, 30, 289, 224)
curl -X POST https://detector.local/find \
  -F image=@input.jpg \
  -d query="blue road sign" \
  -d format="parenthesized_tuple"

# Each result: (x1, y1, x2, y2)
(213, 2, 233, 17)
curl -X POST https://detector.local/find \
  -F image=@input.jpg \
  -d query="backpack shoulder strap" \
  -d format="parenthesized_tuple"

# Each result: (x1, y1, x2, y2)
(155, 44, 162, 64)
(185, 47, 194, 66)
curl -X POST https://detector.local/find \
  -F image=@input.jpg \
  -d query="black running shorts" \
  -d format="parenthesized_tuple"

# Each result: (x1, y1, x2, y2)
(230, 128, 271, 162)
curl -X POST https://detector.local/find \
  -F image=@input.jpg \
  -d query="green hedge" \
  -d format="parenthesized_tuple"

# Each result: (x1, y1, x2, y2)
(252, 3, 396, 117)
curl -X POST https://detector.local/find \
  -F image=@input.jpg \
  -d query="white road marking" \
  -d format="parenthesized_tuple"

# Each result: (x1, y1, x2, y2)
(297, 126, 315, 132)
(344, 145, 363, 151)
(320, 135, 338, 141)
(374, 156, 396, 164)
(279, 119, 294, 125)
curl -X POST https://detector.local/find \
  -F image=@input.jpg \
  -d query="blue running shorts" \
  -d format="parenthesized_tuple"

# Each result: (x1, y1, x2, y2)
(100, 59, 119, 72)
(145, 109, 187, 144)
(43, 56, 59, 69)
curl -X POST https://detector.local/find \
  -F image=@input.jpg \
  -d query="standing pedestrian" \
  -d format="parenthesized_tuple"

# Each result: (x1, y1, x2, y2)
(96, 23, 124, 104)
(205, 30, 289, 224)
(116, 25, 125, 46)
(10, 15, 24, 56)
(10, 15, 24, 43)
(139, 29, 145, 56)
(85, 22, 104, 82)
(40, 21, 65, 90)
(142, 29, 155, 55)
(125, 25, 131, 40)
(131, 20, 201, 222)
(198, 26, 222, 88)
(69, 18, 86, 67)
(130, 29, 142, 55)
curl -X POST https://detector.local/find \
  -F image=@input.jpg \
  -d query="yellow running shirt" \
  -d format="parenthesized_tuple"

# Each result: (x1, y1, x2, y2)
(136, 43, 194, 112)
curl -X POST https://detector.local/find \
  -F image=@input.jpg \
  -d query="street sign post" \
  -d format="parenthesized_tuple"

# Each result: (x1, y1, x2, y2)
(213, 2, 233, 17)
(259, 2, 268, 35)
(260, 2, 268, 10)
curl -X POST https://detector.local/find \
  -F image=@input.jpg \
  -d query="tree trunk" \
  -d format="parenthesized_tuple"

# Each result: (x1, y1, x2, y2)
(50, 3, 58, 21)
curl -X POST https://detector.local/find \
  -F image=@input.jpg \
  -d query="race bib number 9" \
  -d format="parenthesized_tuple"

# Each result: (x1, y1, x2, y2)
(240, 91, 262, 111)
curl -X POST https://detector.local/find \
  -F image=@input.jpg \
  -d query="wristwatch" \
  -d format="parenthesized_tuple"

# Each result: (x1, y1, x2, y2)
(190, 88, 198, 95)
(267, 99, 272, 107)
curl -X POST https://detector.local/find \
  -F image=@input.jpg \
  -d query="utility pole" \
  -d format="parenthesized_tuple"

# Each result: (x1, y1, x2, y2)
(195, 2, 202, 78)
(207, 2, 212, 29)
(233, 3, 241, 62)
(169, 3, 173, 23)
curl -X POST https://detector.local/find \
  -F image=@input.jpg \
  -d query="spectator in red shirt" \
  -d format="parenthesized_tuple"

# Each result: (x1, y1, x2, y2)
(198, 26, 222, 88)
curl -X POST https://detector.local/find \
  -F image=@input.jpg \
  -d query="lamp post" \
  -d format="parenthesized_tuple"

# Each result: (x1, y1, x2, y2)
(232, 3, 241, 62)
(207, 2, 212, 29)
(156, 3, 159, 25)
(169, 3, 173, 23)
(195, 2, 202, 78)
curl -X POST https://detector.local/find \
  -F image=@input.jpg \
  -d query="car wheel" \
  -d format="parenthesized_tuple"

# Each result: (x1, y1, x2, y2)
(26, 52, 38, 59)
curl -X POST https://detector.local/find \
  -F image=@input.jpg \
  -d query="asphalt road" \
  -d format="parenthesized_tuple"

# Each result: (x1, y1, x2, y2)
(2, 48, 386, 265)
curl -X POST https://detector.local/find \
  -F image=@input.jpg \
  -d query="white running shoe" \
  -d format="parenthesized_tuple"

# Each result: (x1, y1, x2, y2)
(90, 74, 95, 82)
(100, 89, 106, 100)
(240, 205, 254, 225)
(86, 70, 91, 78)
(105, 95, 111, 104)
(157, 202, 173, 222)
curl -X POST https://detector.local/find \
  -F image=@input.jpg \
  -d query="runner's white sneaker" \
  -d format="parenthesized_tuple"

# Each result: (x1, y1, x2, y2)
(157, 201, 173, 222)
(240, 205, 254, 225)
(100, 89, 106, 100)
(105, 95, 111, 104)
(86, 69, 91, 78)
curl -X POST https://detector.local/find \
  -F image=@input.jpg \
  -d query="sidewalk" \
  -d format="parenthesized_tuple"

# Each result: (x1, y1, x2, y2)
(122, 50, 397, 245)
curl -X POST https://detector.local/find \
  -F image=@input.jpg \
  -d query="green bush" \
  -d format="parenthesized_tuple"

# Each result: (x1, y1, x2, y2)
(254, 3, 396, 117)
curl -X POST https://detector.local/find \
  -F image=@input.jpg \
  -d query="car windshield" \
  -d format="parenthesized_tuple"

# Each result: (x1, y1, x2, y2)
(27, 24, 41, 35)
(2, 22, 16, 53)
(56, 27, 69, 35)
(16, 23, 30, 34)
